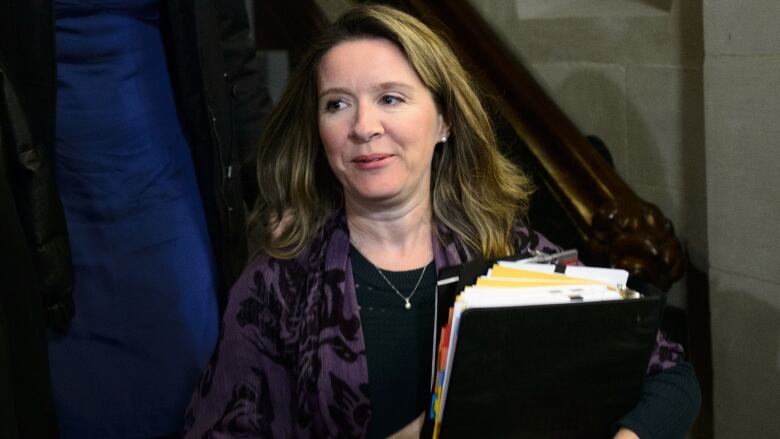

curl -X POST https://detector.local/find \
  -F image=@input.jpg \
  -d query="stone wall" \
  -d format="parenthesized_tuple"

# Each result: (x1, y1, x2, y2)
(704, 0, 780, 436)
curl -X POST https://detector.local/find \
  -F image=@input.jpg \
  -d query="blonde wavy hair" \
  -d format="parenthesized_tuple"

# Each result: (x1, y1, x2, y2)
(250, 4, 532, 259)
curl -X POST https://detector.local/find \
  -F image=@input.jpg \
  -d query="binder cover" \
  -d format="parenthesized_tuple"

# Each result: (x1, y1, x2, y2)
(437, 296, 663, 439)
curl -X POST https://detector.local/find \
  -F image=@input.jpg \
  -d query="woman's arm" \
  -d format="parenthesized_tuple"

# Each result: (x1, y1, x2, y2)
(615, 359, 701, 438)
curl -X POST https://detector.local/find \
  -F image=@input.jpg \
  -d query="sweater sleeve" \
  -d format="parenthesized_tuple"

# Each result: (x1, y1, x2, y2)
(616, 360, 701, 439)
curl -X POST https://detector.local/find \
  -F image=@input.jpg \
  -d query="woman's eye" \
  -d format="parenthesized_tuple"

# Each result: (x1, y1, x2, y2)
(380, 95, 404, 105)
(325, 99, 347, 112)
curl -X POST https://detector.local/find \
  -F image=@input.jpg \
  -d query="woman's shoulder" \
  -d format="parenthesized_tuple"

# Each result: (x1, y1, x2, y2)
(510, 221, 564, 255)
(228, 210, 344, 313)
(227, 250, 315, 316)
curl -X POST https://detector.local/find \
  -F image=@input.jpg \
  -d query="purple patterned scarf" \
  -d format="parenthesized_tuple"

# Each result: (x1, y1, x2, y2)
(183, 211, 682, 438)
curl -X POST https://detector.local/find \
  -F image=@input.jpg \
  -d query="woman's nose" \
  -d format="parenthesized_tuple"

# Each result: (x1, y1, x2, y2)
(350, 103, 384, 142)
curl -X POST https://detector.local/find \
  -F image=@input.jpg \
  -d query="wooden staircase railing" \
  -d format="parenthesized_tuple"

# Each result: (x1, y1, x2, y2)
(253, 0, 685, 291)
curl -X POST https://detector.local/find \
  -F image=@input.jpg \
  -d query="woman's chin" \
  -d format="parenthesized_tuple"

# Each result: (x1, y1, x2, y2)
(350, 191, 400, 206)
(344, 180, 430, 211)
(346, 189, 408, 209)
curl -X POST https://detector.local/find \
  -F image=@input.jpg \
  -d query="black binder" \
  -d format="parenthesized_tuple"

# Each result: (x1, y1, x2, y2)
(436, 295, 664, 439)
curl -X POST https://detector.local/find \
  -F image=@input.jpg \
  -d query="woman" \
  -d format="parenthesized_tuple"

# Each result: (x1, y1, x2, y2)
(185, 5, 699, 438)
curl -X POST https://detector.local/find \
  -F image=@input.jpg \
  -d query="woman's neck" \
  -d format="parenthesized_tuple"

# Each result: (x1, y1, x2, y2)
(346, 197, 434, 271)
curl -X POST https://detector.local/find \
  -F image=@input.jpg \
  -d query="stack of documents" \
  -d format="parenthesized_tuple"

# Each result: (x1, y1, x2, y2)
(428, 261, 658, 439)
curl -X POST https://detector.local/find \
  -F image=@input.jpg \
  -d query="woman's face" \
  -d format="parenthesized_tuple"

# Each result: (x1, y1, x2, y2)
(317, 38, 448, 212)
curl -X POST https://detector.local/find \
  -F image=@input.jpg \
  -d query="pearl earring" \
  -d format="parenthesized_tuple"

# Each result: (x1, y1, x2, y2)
(440, 136, 448, 143)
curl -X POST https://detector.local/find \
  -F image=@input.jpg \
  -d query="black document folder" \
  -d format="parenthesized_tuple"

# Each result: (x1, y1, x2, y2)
(437, 296, 663, 439)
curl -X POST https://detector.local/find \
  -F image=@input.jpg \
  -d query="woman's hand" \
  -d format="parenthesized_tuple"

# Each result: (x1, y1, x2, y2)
(613, 427, 640, 439)
(385, 413, 424, 439)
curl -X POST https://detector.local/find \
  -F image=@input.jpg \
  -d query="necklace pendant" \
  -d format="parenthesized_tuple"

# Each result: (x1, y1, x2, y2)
(405, 300, 411, 310)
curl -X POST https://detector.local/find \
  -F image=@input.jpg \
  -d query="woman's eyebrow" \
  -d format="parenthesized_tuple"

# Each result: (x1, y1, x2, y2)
(318, 87, 352, 99)
(319, 81, 415, 99)
(375, 81, 414, 92)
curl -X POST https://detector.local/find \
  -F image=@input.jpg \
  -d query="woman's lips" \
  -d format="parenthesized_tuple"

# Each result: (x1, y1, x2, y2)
(352, 153, 393, 169)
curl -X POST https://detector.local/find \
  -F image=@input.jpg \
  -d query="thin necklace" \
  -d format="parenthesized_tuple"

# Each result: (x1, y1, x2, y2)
(373, 261, 429, 310)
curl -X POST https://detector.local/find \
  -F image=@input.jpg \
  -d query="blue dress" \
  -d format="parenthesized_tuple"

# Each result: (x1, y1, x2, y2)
(48, 0, 219, 437)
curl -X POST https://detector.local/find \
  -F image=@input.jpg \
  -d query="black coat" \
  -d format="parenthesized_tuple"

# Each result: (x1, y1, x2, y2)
(1, 56, 59, 439)
(0, 0, 271, 329)
(0, 1, 271, 436)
